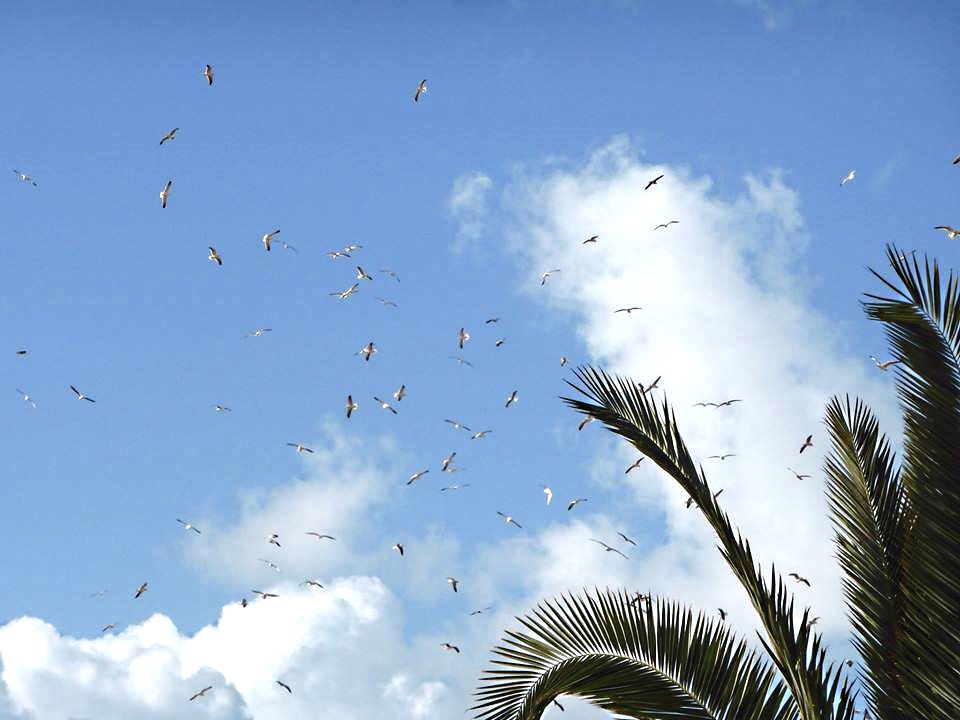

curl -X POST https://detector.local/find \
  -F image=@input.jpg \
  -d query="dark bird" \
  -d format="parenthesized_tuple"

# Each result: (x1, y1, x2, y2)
(447, 576, 459, 592)
(799, 434, 814, 454)
(15, 350, 27, 355)
(302, 580, 325, 589)
(590, 539, 629, 559)
(101, 623, 117, 633)
(582, 235, 599, 244)
(624, 458, 644, 473)
(276, 680, 293, 694)
(441, 642, 460, 653)
(469, 606, 493, 616)
(190, 686, 213, 701)
(346, 395, 357, 418)
(505, 390, 519, 408)
(787, 467, 810, 481)
(653, 221, 678, 230)
(202, 64, 214, 85)
(707, 454, 736, 461)
(953, 154, 960, 165)
(207, 246, 222, 266)
(789, 572, 811, 587)
(577, 416, 594, 431)
(566, 498, 587, 511)
(305, 532, 335, 541)
(644, 174, 664, 190)
(718, 608, 727, 621)
(392, 543, 404, 556)
(640, 376, 661, 393)
(552, 699, 565, 712)
(614, 307, 642, 314)
(617, 532, 637, 546)
(134, 582, 148, 599)
(159, 127, 179, 145)
(485, 317, 500, 324)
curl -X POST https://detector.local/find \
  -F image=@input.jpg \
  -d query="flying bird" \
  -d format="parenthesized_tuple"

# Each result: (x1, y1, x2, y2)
(267, 533, 281, 548)
(393, 384, 406, 401)
(440, 483, 470, 492)
(495, 338, 506, 347)
(505, 390, 519, 408)
(934, 225, 960, 240)
(374, 396, 398, 414)
(276, 680, 293, 694)
(134, 583, 148, 599)
(617, 532, 637, 546)
(159, 180, 172, 208)
(567, 498, 588, 511)
(470, 430, 493, 440)
(485, 317, 500, 324)
(789, 573, 811, 587)
(788, 467, 811, 481)
(577, 416, 594, 431)
(653, 221, 678, 230)
(441, 642, 460, 653)
(359, 341, 376, 361)
(707, 454, 736, 461)
(644, 174, 664, 190)
(252, 589, 279, 599)
(582, 235, 599, 244)
(70, 385, 95, 402)
(805, 616, 821, 629)
(331, 283, 361, 300)
(305, 532, 335, 540)
(414, 79, 427, 102)
(458, 327, 470, 349)
(870, 355, 900, 371)
(246, 328, 272, 337)
(326, 249, 351, 260)
(542, 485, 553, 505)
(262, 230, 280, 252)
(258, 559, 280, 572)
(718, 608, 728, 621)
(15, 388, 36, 408)
(202, 64, 214, 85)
(553, 699, 566, 712)
(441, 451, 457, 472)
(392, 543, 404, 556)
(640, 376, 661, 393)
(190, 686, 214, 701)
(356, 266, 373, 281)
(377, 298, 398, 307)
(159, 128, 179, 145)
(302, 580, 325, 589)
(447, 577, 459, 592)
(101, 623, 117, 633)
(380, 269, 400, 281)
(469, 606, 493, 616)
(176, 518, 201, 534)
(207, 246, 222, 266)
(840, 170, 856, 186)
(560, 356, 568, 367)
(625, 458, 644, 473)
(280, 241, 297, 252)
(497, 511, 523, 529)
(954, 154, 960, 165)
(12, 169, 37, 186)
(15, 350, 27, 356)
(590, 539, 629, 559)
(286, 442, 314, 454)
(449, 355, 474, 367)
(539, 269, 561, 286)
(445, 419, 472, 432)
(407, 469, 430, 485)
(345, 395, 358, 418)
(799, 435, 814, 454)
(614, 307, 642, 314)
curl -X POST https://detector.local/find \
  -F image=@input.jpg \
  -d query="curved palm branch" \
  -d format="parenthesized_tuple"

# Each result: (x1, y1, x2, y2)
(474, 590, 795, 720)
(558, 368, 855, 720)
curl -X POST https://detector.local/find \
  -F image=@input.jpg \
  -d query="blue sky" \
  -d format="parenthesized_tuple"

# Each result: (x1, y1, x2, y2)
(0, 1, 957, 718)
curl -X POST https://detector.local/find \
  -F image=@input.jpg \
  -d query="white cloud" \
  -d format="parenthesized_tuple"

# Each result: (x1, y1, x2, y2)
(448, 172, 494, 252)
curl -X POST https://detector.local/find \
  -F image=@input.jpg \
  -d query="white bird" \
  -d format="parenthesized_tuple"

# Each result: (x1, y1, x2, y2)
(302, 580, 325, 589)
(380, 269, 400, 281)
(935, 225, 960, 240)
(207, 246, 222, 266)
(407, 469, 430, 485)
(252, 589, 279, 599)
(840, 170, 856, 186)
(392, 543, 404, 556)
(280, 241, 297, 252)
(286, 442, 314, 454)
(414, 79, 427, 102)
(356, 266, 373, 281)
(12, 169, 37, 186)
(134, 582, 148, 599)
(15, 388, 35, 408)
(374, 396, 398, 414)
(326, 249, 351, 260)
(560, 356, 568, 367)
(159, 127, 179, 145)
(159, 180, 172, 208)
(458, 327, 470, 349)
(305, 532, 335, 540)
(247, 328, 272, 337)
(441, 483, 470, 492)
(449, 355, 474, 368)
(542, 485, 553, 505)
(505, 390, 519, 408)
(625, 458, 644, 473)
(446, 576, 459, 592)
(70, 385, 95, 402)
(359, 342, 377, 361)
(267, 533, 281, 548)
(393, 384, 406, 401)
(870, 355, 900, 371)
(258, 558, 281, 572)
(445, 419, 472, 432)
(540, 269, 561, 286)
(331, 283, 360, 300)
(176, 518, 201, 534)
(377, 298, 398, 307)
(345, 395, 358, 418)
(470, 430, 493, 440)
(496, 511, 523, 529)
(495, 338, 506, 347)
(590, 539, 629, 559)
(441, 451, 457, 472)
(567, 498, 588, 511)
(202, 64, 214, 85)
(262, 230, 280, 252)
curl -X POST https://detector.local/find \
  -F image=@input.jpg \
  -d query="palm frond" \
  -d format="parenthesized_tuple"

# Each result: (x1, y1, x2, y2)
(474, 589, 795, 720)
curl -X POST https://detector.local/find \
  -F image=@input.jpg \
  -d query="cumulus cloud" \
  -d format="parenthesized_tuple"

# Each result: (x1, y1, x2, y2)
(448, 172, 494, 252)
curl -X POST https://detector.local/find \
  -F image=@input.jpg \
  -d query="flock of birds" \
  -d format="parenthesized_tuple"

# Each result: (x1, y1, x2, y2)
(9, 66, 957, 709)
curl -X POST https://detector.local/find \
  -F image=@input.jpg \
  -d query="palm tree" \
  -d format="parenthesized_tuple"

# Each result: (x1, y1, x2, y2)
(473, 246, 960, 720)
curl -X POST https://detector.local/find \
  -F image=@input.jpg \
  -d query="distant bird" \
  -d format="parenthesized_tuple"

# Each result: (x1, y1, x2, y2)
(326, 249, 351, 260)
(441, 642, 460, 653)
(653, 221, 678, 230)
(374, 396, 398, 414)
(12, 169, 37, 186)
(685, 496, 695, 509)
(954, 154, 960, 165)
(207, 246, 222, 266)
(341, 244, 363, 253)
(630, 592, 651, 608)
(789, 573, 811, 587)
(190, 686, 213, 701)
(380, 269, 400, 281)
(577, 416, 594, 431)
(898, 249, 917, 261)
(359, 342, 377, 361)
(302, 580, 325, 589)
(644, 174, 664, 190)
(707, 454, 736, 461)
(101, 623, 117, 634)
(240, 598, 248, 607)
(567, 498, 587, 511)
(70, 385, 95, 402)
(90, 590, 108, 598)
(252, 590, 279, 599)
(870, 355, 900, 371)
(542, 485, 553, 505)
(449, 355, 474, 367)
(788, 467, 811, 481)
(276, 680, 293, 694)
(377, 298, 398, 307)
(799, 435, 814, 454)
(356, 266, 373, 281)
(805, 616, 821, 630)
(177, 518, 201, 534)
(134, 583, 148, 599)
(840, 170, 856, 186)
(470, 430, 493, 440)
(625, 458, 644, 473)
(15, 350, 27, 356)
(935, 225, 960, 240)
(640, 376, 661, 393)
(287, 442, 314, 454)
(332, 283, 361, 300)
(267, 533, 281, 548)
(447, 577, 459, 592)
(495, 338, 506, 347)
(345, 395, 358, 418)
(614, 307, 642, 314)
(393, 384, 406, 401)
(440, 483, 470, 492)
(590, 539, 629, 559)
(553, 699, 565, 712)
(280, 241, 297, 252)
(485, 317, 500, 324)
(15, 388, 36, 408)
(258, 559, 280, 572)
(305, 532, 335, 541)
(718, 608, 727, 621)
(458, 327, 470, 349)
(414, 79, 427, 102)
(560, 356, 568, 367)
(392, 543, 404, 556)
(441, 451, 457, 472)
(582, 235, 599, 244)
(246, 328, 272, 337)
(445, 419, 472, 432)
(617, 532, 636, 546)
(202, 64, 214, 85)
(540, 269, 561, 286)
(695, 399, 742, 408)
(407, 469, 430, 485)
(262, 230, 280, 252)
(159, 128, 179, 145)
(497, 511, 523, 529)
(159, 180, 172, 208)
(469, 606, 493, 616)
(505, 390, 519, 408)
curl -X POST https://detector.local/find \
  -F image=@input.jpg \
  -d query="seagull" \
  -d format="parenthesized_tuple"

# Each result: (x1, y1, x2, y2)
(799, 435, 813, 454)
(12, 170, 37, 186)
(553, 699, 566, 712)
(617, 532, 637, 546)
(934, 225, 960, 240)
(101, 623, 117, 634)
(305, 532, 335, 540)
(276, 680, 293, 694)
(252, 589, 279, 599)
(789, 573, 811, 587)
(159, 128, 179, 145)
(176, 518, 201, 534)
(542, 485, 553, 505)
(440, 483, 471, 492)
(414, 79, 427, 102)
(560, 356, 568, 367)
(653, 221, 678, 230)
(788, 467, 811, 481)
(954, 154, 960, 165)
(331, 283, 360, 300)
(840, 170, 856, 186)
(614, 307, 642, 314)
(15, 350, 27, 356)
(341, 244, 363, 254)
(625, 458, 644, 473)
(870, 355, 900, 371)
(190, 686, 214, 701)
(207, 246, 222, 266)
(485, 317, 500, 324)
(359, 341, 376, 361)
(70, 385, 95, 402)
(286, 442, 314, 454)
(326, 249, 351, 260)
(134, 583, 148, 599)
(449, 355, 474, 367)
(374, 396, 398, 414)
(707, 454, 736, 461)
(302, 580, 325, 589)
(345, 395, 358, 418)
(469, 606, 493, 616)
(458, 327, 470, 349)
(497, 511, 523, 529)
(392, 543, 404, 556)
(280, 241, 297, 252)
(441, 642, 460, 653)
(15, 388, 36, 408)
(393, 385, 406, 401)
(159, 180, 172, 208)
(718, 608, 728, 621)
(90, 590, 108, 598)
(356, 266, 373, 281)
(495, 338, 506, 347)
(582, 235, 599, 244)
(577, 416, 594, 431)
(445, 419, 472, 432)
(377, 298, 398, 307)
(441, 451, 457, 472)
(640, 376, 661, 394)
(644, 174, 664, 190)
(407, 469, 430, 485)
(380, 269, 400, 281)
(446, 577, 459, 592)
(262, 230, 280, 252)
(470, 430, 493, 440)
(202, 64, 214, 85)
(246, 328, 272, 337)
(267, 533, 281, 548)
(590, 539, 629, 559)
(505, 390, 519, 408)
(258, 559, 280, 572)
(539, 269, 561, 286)
(567, 498, 588, 511)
